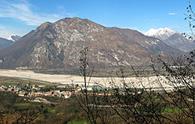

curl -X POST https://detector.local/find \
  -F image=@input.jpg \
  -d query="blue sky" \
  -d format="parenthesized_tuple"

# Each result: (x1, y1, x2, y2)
(0, 0, 192, 38)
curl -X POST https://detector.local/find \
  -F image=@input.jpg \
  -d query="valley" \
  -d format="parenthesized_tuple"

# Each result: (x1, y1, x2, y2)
(0, 1, 194, 123)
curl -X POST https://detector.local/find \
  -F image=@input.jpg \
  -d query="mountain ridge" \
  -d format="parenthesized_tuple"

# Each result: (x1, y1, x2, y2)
(0, 17, 183, 72)
(0, 37, 14, 49)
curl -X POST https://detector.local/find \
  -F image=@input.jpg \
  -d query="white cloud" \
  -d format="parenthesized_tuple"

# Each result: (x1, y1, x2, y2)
(168, 12, 176, 16)
(0, 0, 71, 26)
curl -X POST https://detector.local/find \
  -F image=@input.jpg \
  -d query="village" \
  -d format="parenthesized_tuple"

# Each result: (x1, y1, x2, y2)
(0, 80, 107, 104)
(0, 82, 79, 104)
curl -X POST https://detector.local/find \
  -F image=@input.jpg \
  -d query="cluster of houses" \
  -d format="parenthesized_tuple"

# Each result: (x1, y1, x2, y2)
(0, 81, 110, 105)
(0, 84, 74, 99)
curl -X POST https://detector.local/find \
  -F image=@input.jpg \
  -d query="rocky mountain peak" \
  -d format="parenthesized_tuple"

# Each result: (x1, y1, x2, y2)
(53, 17, 105, 34)
(37, 22, 52, 31)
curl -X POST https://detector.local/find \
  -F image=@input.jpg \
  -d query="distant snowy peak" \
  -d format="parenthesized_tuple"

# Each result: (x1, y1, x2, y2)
(145, 27, 176, 40)
(11, 35, 21, 41)
(0, 35, 21, 41)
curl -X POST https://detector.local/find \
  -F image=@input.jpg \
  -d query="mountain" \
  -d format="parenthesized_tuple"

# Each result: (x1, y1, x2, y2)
(0, 17, 182, 72)
(145, 28, 176, 40)
(145, 28, 195, 52)
(164, 33, 195, 52)
(0, 37, 13, 49)
(11, 35, 21, 41)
